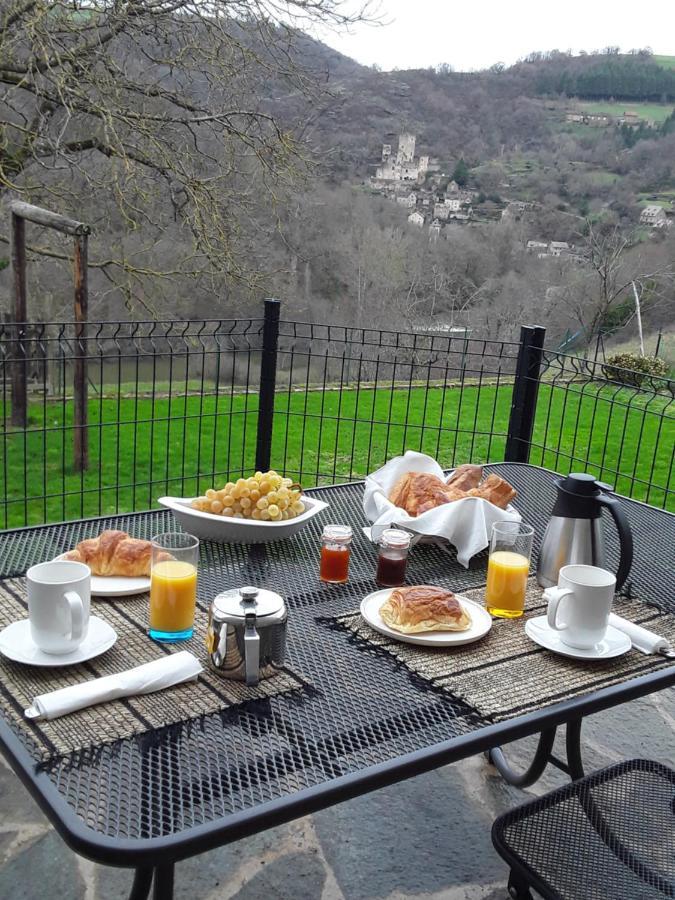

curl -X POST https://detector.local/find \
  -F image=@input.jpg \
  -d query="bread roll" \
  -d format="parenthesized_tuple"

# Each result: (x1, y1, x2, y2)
(379, 585, 472, 634)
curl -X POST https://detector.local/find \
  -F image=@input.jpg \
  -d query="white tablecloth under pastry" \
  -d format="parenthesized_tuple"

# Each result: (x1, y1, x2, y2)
(363, 451, 521, 567)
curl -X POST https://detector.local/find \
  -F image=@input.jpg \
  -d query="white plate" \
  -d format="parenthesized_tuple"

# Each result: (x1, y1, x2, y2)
(525, 616, 631, 660)
(158, 495, 329, 543)
(0, 616, 117, 667)
(360, 589, 493, 647)
(54, 554, 150, 597)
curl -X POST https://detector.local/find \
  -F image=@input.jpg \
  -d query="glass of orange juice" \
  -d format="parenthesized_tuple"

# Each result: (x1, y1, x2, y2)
(485, 522, 534, 618)
(149, 532, 199, 641)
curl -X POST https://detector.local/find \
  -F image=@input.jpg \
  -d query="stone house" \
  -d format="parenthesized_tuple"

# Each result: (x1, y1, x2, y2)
(407, 211, 425, 227)
(429, 219, 442, 238)
(396, 191, 417, 208)
(640, 205, 669, 228)
(526, 240, 548, 253)
(549, 241, 570, 257)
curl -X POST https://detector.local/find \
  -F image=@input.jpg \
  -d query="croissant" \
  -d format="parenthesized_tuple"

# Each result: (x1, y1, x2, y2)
(388, 467, 516, 515)
(389, 472, 456, 516)
(63, 530, 162, 577)
(380, 585, 472, 634)
(468, 474, 517, 509)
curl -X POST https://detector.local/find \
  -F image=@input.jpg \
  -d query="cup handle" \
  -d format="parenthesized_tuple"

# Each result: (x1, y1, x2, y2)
(64, 590, 85, 643)
(545, 587, 574, 631)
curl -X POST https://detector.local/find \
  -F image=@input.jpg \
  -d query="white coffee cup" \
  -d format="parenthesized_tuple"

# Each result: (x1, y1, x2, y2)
(26, 560, 90, 654)
(544, 564, 616, 650)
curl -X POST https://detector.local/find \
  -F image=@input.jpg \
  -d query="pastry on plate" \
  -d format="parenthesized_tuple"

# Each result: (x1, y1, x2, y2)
(63, 530, 165, 577)
(379, 585, 472, 634)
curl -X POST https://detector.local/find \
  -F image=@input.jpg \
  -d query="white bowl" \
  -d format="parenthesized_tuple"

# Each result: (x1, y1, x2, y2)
(157, 495, 329, 543)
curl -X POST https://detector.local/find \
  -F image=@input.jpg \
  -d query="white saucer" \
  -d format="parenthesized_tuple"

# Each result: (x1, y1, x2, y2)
(525, 616, 631, 660)
(54, 554, 150, 597)
(0, 616, 117, 667)
(360, 589, 492, 647)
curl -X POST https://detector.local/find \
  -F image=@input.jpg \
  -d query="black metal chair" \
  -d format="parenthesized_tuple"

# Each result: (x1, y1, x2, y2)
(491, 758, 675, 899)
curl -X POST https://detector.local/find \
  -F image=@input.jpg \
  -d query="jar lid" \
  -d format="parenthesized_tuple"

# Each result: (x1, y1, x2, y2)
(322, 524, 352, 543)
(212, 585, 284, 619)
(380, 528, 411, 548)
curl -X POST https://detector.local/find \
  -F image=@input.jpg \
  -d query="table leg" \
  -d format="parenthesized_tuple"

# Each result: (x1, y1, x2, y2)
(153, 863, 175, 900)
(565, 717, 585, 780)
(128, 867, 153, 900)
(486, 727, 557, 788)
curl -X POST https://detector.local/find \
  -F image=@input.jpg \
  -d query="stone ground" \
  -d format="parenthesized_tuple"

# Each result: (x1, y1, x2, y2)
(1, 691, 673, 900)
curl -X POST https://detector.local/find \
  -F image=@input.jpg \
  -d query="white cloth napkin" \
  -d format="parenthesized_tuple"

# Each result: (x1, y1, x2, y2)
(25, 651, 203, 721)
(363, 451, 521, 567)
(609, 614, 674, 656)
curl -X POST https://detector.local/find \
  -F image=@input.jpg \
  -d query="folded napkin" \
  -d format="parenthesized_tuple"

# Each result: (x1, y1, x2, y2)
(363, 451, 521, 567)
(609, 614, 675, 657)
(25, 651, 203, 721)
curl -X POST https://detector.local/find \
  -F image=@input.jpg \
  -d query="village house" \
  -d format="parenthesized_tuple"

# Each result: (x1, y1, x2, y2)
(407, 210, 425, 227)
(396, 191, 417, 208)
(565, 112, 585, 123)
(429, 219, 443, 238)
(586, 114, 611, 127)
(640, 205, 669, 228)
(526, 240, 548, 254)
(549, 241, 570, 257)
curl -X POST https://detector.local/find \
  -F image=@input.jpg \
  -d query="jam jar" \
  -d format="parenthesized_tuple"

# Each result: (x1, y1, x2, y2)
(376, 528, 411, 587)
(319, 524, 352, 583)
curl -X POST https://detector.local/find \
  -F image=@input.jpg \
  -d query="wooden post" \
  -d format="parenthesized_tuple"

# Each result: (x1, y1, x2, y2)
(7, 200, 91, 468)
(73, 234, 89, 471)
(10, 211, 27, 428)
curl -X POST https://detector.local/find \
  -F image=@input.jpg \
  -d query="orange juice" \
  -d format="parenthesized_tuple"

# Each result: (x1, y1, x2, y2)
(149, 560, 197, 635)
(485, 550, 530, 618)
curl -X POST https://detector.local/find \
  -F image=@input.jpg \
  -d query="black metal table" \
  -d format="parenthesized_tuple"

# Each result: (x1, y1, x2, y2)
(0, 463, 673, 899)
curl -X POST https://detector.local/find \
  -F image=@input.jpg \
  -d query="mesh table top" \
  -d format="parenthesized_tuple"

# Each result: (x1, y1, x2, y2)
(0, 463, 673, 861)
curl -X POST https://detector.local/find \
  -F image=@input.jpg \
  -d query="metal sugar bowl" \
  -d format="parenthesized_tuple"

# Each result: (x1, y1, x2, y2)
(206, 586, 287, 686)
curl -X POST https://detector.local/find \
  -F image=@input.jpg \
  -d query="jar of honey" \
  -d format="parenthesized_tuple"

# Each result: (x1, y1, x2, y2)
(376, 528, 411, 587)
(319, 524, 352, 583)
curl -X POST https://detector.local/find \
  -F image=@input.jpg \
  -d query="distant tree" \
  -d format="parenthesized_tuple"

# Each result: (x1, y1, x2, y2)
(452, 158, 470, 187)
(0, 0, 373, 312)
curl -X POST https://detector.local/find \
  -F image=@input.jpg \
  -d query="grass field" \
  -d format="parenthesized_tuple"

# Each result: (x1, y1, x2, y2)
(654, 55, 675, 70)
(577, 100, 674, 123)
(1, 381, 673, 527)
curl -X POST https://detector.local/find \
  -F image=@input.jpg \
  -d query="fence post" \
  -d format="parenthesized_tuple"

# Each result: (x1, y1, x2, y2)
(255, 298, 280, 472)
(10, 210, 27, 428)
(73, 233, 89, 471)
(505, 325, 546, 463)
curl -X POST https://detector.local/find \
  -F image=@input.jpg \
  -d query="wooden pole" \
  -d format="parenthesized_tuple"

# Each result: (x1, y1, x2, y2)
(10, 211, 27, 428)
(73, 234, 89, 472)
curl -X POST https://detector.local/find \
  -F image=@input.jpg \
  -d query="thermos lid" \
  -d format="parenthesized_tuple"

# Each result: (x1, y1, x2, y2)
(560, 473, 599, 496)
(212, 585, 284, 621)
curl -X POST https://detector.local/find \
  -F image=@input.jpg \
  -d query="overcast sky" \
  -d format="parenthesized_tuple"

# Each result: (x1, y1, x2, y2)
(314, 0, 675, 72)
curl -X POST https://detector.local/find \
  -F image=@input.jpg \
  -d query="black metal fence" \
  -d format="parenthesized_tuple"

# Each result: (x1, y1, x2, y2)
(1, 300, 673, 528)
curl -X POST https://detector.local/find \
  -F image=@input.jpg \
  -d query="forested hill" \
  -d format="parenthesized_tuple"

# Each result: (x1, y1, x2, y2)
(292, 46, 675, 176)
(517, 52, 675, 101)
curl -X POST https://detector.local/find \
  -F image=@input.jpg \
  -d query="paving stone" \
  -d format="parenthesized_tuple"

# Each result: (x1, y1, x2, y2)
(0, 830, 84, 900)
(312, 764, 510, 900)
(582, 695, 675, 766)
(0, 764, 49, 826)
(225, 850, 326, 900)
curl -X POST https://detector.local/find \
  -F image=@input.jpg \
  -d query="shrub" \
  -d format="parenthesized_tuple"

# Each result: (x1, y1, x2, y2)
(602, 353, 669, 387)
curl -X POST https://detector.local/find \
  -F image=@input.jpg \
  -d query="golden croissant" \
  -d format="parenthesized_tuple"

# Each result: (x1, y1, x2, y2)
(388, 465, 516, 516)
(63, 530, 163, 577)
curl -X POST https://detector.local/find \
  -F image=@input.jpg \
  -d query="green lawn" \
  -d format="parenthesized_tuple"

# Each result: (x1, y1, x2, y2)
(654, 55, 675, 70)
(1, 381, 673, 527)
(577, 100, 674, 123)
